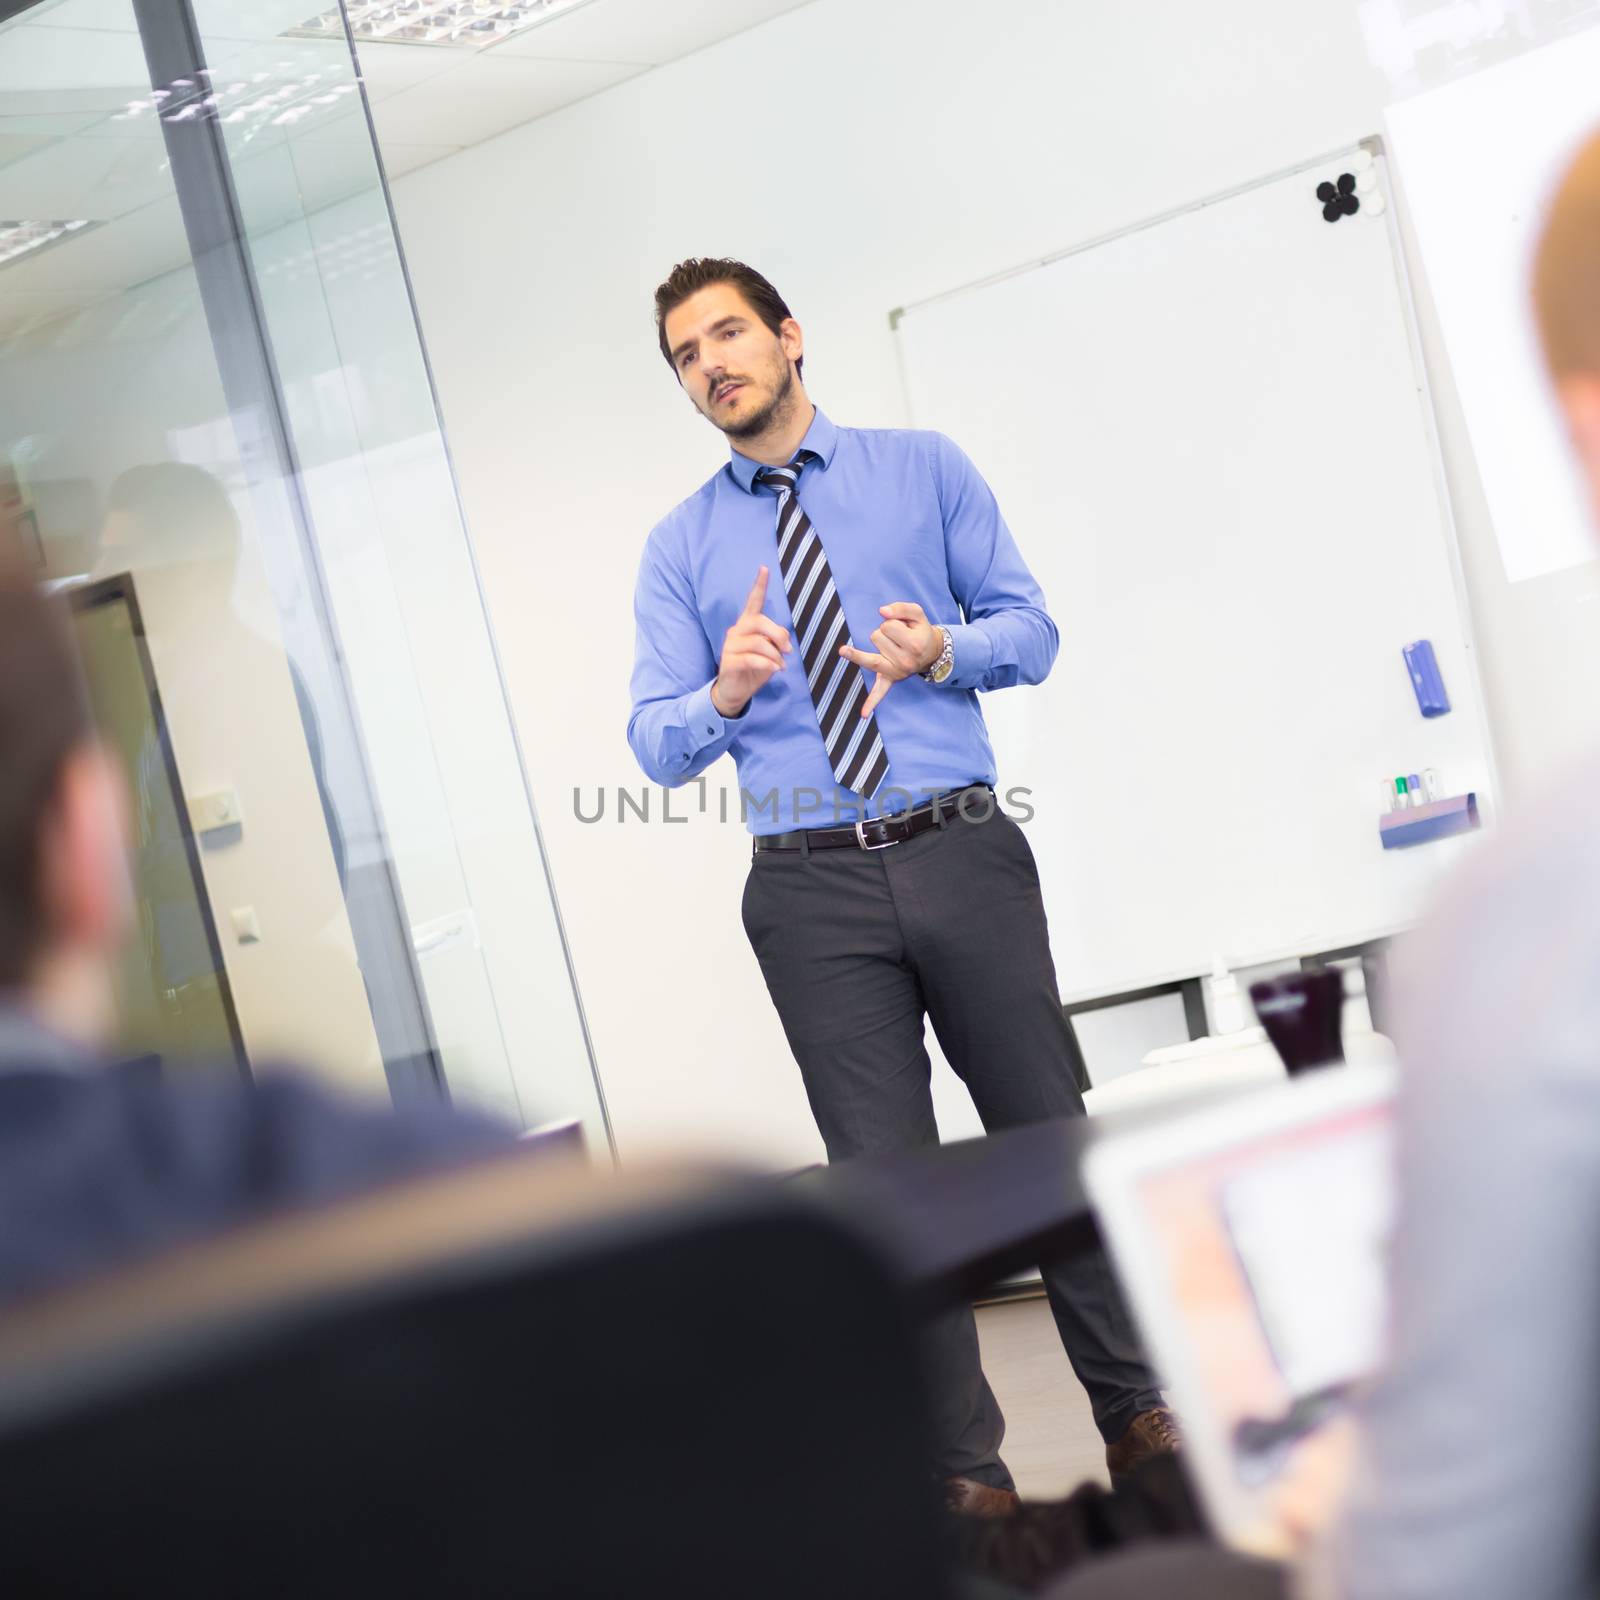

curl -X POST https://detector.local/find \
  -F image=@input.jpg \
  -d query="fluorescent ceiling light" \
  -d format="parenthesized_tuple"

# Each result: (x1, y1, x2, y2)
(285, 0, 597, 50)
(0, 220, 96, 270)
(112, 69, 363, 144)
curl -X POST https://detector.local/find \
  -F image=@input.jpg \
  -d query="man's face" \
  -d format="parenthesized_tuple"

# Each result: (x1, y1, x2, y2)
(663, 283, 802, 440)
(37, 743, 133, 969)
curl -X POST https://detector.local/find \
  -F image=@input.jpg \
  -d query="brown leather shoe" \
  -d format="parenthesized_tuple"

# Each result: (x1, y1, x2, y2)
(944, 1476, 1022, 1517)
(1104, 1406, 1183, 1483)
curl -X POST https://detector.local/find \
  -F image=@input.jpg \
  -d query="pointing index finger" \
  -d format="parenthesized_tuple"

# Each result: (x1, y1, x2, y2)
(743, 565, 770, 617)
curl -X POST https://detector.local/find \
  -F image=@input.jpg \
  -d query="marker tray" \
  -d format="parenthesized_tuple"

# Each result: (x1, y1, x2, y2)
(1379, 792, 1479, 850)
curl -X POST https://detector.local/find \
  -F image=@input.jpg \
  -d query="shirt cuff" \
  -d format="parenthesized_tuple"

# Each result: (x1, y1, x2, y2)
(688, 680, 736, 744)
(943, 622, 993, 685)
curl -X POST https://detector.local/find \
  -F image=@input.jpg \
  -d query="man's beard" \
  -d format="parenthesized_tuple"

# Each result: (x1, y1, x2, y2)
(716, 361, 794, 440)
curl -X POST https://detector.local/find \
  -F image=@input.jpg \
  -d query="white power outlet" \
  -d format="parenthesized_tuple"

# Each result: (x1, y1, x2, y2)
(188, 790, 241, 834)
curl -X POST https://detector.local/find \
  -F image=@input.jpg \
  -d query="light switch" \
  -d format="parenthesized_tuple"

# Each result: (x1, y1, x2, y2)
(189, 789, 242, 834)
(230, 906, 261, 945)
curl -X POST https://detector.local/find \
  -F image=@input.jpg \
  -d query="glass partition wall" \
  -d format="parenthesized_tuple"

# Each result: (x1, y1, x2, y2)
(0, 0, 609, 1151)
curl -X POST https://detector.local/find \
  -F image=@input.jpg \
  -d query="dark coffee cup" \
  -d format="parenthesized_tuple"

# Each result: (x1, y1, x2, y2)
(1249, 969, 1345, 1075)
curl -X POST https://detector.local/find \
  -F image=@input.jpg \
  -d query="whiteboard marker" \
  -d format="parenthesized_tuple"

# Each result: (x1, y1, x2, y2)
(1408, 773, 1422, 807)
(1395, 776, 1410, 809)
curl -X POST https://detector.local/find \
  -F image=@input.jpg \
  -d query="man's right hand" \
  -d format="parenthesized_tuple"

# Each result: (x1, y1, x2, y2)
(711, 566, 791, 717)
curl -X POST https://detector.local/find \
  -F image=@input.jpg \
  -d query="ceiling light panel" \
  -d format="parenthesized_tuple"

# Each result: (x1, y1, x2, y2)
(111, 64, 364, 145)
(0, 219, 97, 269)
(286, 0, 596, 50)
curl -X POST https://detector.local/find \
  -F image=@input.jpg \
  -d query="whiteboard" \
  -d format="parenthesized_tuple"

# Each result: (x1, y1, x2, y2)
(1386, 26, 1600, 583)
(895, 143, 1498, 1003)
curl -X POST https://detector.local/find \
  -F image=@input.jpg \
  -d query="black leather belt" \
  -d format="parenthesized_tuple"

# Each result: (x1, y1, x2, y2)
(753, 785, 994, 853)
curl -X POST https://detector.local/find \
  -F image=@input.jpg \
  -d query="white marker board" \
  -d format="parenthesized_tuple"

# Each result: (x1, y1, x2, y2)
(895, 144, 1497, 1002)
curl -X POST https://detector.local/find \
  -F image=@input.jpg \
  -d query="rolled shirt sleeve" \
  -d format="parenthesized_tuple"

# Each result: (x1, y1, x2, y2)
(929, 433, 1059, 692)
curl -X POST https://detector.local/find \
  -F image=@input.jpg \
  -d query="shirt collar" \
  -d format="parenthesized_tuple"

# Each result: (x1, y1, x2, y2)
(727, 406, 838, 494)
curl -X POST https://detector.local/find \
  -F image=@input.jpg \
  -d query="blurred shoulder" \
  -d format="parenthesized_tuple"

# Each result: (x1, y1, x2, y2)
(1394, 747, 1600, 1087)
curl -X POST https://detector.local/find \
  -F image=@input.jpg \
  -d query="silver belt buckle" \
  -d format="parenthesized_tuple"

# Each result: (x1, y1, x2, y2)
(855, 818, 898, 851)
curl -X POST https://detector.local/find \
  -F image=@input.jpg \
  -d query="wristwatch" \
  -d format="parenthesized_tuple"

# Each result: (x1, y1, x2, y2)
(921, 625, 955, 685)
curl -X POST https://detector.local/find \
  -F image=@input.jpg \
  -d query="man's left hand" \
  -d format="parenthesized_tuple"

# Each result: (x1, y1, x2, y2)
(839, 603, 943, 718)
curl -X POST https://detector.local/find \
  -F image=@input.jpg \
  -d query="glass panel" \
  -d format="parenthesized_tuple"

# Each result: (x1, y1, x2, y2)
(0, 0, 608, 1149)
(69, 574, 245, 1070)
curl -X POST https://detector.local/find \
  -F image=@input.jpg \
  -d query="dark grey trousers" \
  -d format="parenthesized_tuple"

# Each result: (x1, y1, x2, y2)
(741, 801, 1163, 1488)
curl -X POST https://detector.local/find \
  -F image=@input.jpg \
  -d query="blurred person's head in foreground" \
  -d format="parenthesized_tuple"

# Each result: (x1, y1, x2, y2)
(1535, 130, 1600, 521)
(0, 566, 130, 1043)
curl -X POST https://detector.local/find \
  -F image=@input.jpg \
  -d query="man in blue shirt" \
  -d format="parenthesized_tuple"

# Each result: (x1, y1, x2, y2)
(630, 258, 1176, 1507)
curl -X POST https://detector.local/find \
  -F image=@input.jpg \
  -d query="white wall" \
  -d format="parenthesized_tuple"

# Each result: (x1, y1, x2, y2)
(391, 0, 1600, 1167)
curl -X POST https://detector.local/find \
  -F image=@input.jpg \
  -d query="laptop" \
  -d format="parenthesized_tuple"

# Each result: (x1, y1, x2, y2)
(1082, 1064, 1396, 1545)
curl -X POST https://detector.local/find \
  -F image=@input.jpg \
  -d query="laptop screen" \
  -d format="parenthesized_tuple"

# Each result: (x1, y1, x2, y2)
(1132, 1096, 1394, 1485)
(1221, 1113, 1393, 1403)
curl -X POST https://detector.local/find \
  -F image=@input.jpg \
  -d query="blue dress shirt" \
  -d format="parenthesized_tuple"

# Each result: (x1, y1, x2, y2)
(628, 408, 1058, 834)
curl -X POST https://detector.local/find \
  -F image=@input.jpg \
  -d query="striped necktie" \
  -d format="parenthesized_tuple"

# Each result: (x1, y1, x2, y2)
(754, 451, 889, 800)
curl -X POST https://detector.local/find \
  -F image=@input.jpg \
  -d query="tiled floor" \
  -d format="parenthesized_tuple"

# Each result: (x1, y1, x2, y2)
(975, 1293, 1110, 1498)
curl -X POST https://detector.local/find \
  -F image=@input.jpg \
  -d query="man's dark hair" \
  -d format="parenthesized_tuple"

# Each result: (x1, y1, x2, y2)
(0, 568, 94, 987)
(654, 258, 803, 379)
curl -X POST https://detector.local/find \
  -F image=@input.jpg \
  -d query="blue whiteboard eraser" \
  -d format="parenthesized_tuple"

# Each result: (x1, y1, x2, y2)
(1402, 638, 1451, 718)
